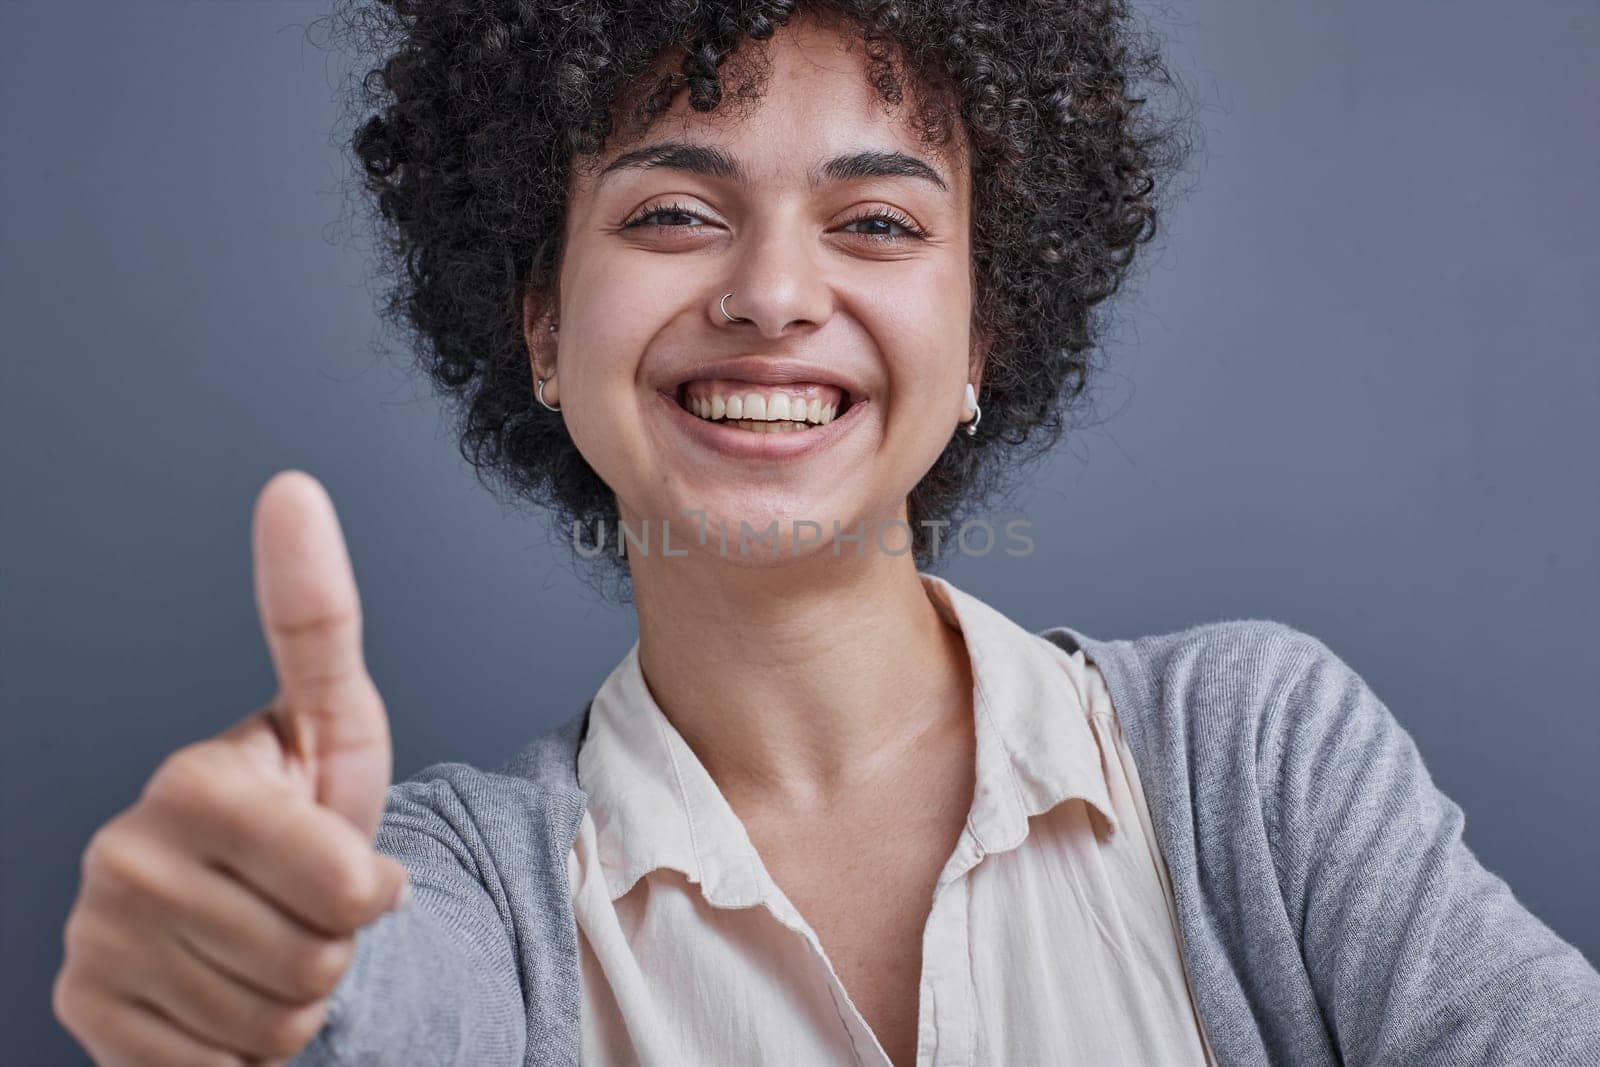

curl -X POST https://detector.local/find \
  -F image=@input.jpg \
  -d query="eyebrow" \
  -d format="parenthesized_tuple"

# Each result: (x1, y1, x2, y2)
(596, 140, 950, 193)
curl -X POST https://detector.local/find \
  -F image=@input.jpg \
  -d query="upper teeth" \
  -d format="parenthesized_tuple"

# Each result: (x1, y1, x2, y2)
(685, 390, 839, 426)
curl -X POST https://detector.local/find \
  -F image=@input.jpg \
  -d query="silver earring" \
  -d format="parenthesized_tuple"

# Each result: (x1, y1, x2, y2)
(536, 376, 561, 412)
(548, 321, 558, 334)
(962, 382, 981, 436)
(720, 292, 749, 324)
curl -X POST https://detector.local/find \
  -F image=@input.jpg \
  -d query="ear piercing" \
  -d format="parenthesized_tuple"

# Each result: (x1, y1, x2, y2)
(962, 382, 981, 436)
(536, 315, 562, 410)
(535, 376, 560, 412)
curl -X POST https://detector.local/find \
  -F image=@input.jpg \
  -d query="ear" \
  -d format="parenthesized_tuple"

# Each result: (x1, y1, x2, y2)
(521, 287, 557, 378)
(968, 318, 990, 397)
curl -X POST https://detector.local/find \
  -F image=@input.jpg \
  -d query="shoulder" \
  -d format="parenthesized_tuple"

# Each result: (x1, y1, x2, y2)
(373, 704, 591, 858)
(389, 701, 588, 799)
(1045, 616, 1390, 847)
(1119, 615, 1330, 686)
(1044, 616, 1338, 744)
(1102, 619, 1427, 856)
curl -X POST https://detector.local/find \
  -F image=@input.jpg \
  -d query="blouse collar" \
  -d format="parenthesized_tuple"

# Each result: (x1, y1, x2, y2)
(576, 571, 1119, 906)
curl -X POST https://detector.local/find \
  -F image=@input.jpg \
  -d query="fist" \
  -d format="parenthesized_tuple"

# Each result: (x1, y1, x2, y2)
(53, 471, 411, 1065)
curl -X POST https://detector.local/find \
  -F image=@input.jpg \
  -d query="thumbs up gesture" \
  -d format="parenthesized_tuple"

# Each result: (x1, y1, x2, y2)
(53, 471, 411, 1065)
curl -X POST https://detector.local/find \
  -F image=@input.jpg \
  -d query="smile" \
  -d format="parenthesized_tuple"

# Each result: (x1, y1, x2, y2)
(659, 378, 868, 461)
(674, 379, 854, 433)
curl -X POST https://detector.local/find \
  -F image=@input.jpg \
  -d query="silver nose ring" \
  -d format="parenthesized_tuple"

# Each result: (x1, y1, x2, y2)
(720, 292, 750, 324)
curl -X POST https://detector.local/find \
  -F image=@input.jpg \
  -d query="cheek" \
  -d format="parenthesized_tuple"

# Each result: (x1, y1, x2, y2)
(557, 257, 662, 402)
(548, 257, 670, 484)
(557, 338, 653, 495)
(877, 262, 973, 402)
(562, 253, 634, 368)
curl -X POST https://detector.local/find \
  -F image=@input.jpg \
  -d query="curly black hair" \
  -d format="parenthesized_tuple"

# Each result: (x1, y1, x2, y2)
(318, 0, 1195, 602)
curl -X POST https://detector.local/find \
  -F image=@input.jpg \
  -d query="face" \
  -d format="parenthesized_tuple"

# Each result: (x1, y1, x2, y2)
(526, 15, 979, 565)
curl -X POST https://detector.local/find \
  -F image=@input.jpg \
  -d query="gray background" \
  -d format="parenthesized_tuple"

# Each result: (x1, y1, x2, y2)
(4, 0, 1596, 1062)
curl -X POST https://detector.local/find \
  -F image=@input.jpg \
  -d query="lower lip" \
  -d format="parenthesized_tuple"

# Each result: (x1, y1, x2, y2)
(657, 389, 868, 461)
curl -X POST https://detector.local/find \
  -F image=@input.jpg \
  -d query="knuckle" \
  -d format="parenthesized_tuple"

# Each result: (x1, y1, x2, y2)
(60, 907, 94, 960)
(82, 824, 143, 894)
(144, 745, 227, 814)
(83, 823, 163, 903)
(324, 860, 382, 926)
(276, 602, 359, 645)
(288, 937, 355, 1000)
(62, 910, 128, 975)
(251, 998, 329, 1058)
(51, 965, 87, 1030)
(183, 1044, 247, 1067)
(80, 819, 125, 878)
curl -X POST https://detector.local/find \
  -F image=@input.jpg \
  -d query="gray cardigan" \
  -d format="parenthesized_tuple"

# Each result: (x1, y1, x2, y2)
(293, 618, 1600, 1065)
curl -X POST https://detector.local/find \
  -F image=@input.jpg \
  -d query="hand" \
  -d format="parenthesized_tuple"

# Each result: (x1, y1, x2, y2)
(53, 470, 411, 1066)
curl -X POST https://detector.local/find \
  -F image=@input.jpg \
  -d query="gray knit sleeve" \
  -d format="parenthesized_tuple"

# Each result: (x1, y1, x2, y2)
(289, 772, 528, 1066)
(1262, 633, 1600, 1066)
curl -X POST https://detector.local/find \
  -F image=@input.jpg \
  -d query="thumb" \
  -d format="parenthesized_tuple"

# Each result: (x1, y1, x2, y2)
(252, 469, 392, 839)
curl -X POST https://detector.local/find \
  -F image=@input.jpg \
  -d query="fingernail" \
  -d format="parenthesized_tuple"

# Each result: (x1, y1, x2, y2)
(391, 877, 412, 912)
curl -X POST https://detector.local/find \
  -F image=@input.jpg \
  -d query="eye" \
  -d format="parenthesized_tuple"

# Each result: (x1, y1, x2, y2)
(618, 201, 930, 242)
(838, 207, 928, 242)
(621, 201, 710, 230)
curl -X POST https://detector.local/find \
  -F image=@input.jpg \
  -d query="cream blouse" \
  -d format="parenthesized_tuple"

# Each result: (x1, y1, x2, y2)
(567, 573, 1218, 1066)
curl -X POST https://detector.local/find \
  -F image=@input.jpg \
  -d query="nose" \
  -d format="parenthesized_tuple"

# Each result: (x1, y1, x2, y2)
(714, 221, 834, 339)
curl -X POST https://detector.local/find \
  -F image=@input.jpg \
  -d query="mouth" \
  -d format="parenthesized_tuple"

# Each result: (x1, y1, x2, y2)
(657, 377, 869, 461)
(671, 378, 859, 433)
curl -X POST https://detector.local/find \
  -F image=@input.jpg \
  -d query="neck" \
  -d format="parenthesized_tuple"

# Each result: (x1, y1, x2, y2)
(626, 519, 974, 817)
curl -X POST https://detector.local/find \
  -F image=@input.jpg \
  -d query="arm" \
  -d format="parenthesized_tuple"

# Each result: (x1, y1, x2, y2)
(292, 773, 527, 1066)
(1263, 631, 1600, 1066)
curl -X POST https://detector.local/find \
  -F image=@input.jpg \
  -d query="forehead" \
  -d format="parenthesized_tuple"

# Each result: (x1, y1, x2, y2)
(576, 16, 968, 196)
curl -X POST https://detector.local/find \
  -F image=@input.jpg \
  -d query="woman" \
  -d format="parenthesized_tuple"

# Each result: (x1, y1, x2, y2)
(52, 1, 1600, 1065)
